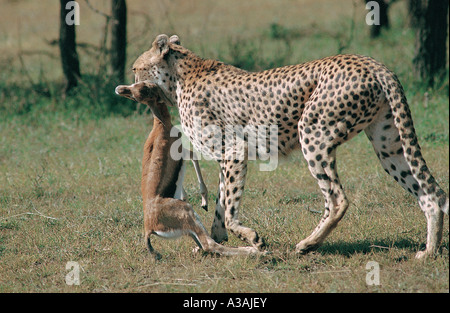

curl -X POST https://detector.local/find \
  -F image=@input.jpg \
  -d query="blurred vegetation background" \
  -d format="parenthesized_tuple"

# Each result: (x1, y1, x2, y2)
(0, 0, 448, 118)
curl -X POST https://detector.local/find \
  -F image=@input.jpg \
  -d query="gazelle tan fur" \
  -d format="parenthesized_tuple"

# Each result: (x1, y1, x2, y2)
(115, 81, 261, 259)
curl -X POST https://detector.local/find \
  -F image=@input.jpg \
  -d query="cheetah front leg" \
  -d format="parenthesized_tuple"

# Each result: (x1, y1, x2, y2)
(215, 160, 266, 250)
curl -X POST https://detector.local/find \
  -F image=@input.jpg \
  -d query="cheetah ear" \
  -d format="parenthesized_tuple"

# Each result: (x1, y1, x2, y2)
(152, 34, 170, 56)
(169, 35, 181, 45)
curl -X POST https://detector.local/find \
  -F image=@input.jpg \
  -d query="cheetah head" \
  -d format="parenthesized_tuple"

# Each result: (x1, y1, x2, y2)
(131, 34, 183, 103)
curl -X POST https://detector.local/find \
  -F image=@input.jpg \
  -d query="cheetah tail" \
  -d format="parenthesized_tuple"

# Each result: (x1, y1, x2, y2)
(377, 71, 448, 215)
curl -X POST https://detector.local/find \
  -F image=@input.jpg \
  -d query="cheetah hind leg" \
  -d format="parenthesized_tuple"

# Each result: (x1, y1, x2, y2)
(364, 104, 448, 259)
(295, 145, 349, 254)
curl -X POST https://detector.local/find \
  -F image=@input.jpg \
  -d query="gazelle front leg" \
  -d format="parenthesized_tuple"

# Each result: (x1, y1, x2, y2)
(183, 148, 208, 211)
(174, 162, 187, 201)
(211, 170, 228, 243)
(191, 159, 208, 211)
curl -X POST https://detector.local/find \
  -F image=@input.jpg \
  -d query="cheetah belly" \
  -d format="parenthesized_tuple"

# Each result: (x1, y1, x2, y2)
(179, 102, 303, 160)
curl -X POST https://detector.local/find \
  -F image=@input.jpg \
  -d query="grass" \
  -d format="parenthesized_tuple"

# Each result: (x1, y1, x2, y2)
(0, 0, 448, 293)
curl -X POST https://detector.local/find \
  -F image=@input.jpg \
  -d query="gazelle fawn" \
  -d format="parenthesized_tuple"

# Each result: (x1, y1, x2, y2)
(115, 81, 261, 259)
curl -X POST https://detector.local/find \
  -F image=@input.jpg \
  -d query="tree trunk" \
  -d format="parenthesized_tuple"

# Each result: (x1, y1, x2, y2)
(366, 0, 390, 38)
(111, 0, 127, 84)
(410, 0, 449, 86)
(59, 0, 81, 95)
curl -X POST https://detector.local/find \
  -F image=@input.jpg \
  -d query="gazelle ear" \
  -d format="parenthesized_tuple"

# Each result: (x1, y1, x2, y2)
(155, 84, 176, 107)
(149, 104, 166, 125)
(152, 34, 170, 56)
(169, 35, 181, 45)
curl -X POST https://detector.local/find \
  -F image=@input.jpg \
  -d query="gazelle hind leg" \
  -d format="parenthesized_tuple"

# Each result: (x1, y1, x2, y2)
(365, 105, 447, 258)
(145, 233, 162, 260)
(145, 198, 260, 258)
(189, 205, 261, 256)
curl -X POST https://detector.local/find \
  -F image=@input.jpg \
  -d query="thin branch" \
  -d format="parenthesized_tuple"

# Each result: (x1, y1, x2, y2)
(17, 52, 51, 97)
(136, 282, 198, 289)
(18, 50, 58, 60)
(127, 11, 153, 46)
(369, 244, 390, 250)
(83, 0, 112, 77)
(84, 0, 111, 19)
(310, 269, 352, 275)
(337, 0, 357, 53)
(1, 210, 58, 221)
(306, 207, 323, 214)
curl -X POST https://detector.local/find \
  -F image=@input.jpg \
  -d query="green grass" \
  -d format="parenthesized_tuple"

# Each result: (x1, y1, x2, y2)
(0, 0, 448, 293)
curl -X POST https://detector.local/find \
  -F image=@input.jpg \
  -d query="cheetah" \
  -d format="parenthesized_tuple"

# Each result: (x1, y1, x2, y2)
(131, 34, 448, 259)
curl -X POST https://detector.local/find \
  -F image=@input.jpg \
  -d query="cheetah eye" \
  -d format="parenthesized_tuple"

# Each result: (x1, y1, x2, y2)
(132, 67, 136, 72)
